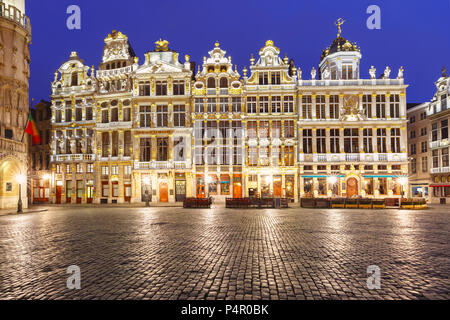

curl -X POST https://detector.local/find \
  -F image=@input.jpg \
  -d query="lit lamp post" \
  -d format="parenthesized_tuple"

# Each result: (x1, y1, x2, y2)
(397, 177, 408, 208)
(327, 176, 338, 198)
(16, 174, 26, 213)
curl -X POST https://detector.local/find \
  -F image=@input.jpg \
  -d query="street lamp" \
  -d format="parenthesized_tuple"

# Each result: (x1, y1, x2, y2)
(16, 174, 26, 213)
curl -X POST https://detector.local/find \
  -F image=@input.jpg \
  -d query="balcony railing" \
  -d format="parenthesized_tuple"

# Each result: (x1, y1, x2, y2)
(0, 137, 26, 153)
(431, 167, 450, 174)
(134, 161, 190, 170)
(51, 154, 95, 162)
(300, 153, 407, 163)
(298, 78, 404, 87)
(0, 4, 31, 34)
(96, 65, 136, 78)
(430, 139, 449, 149)
(345, 154, 360, 162)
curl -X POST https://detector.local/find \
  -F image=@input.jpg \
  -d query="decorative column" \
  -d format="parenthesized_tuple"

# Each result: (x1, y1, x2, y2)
(325, 94, 331, 119)
(311, 94, 317, 119)
(371, 93, 377, 119)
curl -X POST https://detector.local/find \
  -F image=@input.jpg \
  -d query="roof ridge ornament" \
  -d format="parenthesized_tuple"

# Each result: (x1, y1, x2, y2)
(155, 39, 169, 52)
(335, 18, 345, 38)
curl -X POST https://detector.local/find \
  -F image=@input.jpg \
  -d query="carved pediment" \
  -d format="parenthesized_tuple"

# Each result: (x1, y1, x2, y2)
(136, 61, 183, 74)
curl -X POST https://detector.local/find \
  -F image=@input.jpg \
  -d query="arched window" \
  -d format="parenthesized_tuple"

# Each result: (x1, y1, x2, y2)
(207, 78, 216, 88)
(71, 72, 78, 86)
(219, 78, 228, 88)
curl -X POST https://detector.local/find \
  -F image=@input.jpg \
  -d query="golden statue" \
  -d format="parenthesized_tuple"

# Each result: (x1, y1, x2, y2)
(442, 66, 447, 78)
(335, 18, 345, 37)
(155, 39, 169, 52)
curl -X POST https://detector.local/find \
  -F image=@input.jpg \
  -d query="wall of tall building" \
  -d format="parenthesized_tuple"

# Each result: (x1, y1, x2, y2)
(0, 1, 30, 209)
(427, 70, 450, 204)
(48, 29, 410, 205)
(407, 103, 432, 201)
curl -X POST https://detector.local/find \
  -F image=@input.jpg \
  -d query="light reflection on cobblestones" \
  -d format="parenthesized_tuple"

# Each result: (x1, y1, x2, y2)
(0, 206, 448, 300)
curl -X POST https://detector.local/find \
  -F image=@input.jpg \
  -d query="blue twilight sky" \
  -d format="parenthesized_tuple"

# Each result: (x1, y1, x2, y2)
(27, 0, 449, 104)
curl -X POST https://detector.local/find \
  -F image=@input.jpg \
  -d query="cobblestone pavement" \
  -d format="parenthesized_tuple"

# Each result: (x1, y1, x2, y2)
(0, 206, 448, 300)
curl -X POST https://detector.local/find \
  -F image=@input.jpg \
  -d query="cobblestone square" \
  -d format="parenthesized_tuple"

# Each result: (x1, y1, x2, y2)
(0, 206, 448, 300)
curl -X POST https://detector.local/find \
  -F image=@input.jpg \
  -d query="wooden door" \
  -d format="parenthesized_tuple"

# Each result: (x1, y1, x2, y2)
(86, 185, 93, 204)
(76, 181, 83, 204)
(233, 182, 242, 198)
(56, 186, 62, 204)
(347, 178, 358, 198)
(175, 180, 186, 202)
(159, 182, 168, 203)
(196, 185, 205, 198)
(124, 184, 131, 203)
(273, 176, 282, 198)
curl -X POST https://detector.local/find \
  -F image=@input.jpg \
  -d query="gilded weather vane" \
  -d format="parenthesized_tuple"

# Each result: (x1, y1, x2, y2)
(335, 18, 345, 37)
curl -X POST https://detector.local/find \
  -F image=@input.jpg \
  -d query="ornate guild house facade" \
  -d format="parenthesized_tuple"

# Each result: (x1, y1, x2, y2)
(428, 68, 450, 203)
(49, 23, 409, 204)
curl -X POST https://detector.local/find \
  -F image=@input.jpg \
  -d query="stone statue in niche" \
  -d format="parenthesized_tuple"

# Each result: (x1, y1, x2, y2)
(23, 58, 29, 76)
(322, 67, 330, 80)
(121, 79, 129, 91)
(265, 51, 274, 66)
(12, 48, 18, 68)
(0, 45, 4, 65)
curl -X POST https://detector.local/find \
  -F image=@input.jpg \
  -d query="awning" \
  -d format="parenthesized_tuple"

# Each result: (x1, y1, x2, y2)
(301, 175, 345, 178)
(430, 184, 450, 188)
(364, 175, 408, 178)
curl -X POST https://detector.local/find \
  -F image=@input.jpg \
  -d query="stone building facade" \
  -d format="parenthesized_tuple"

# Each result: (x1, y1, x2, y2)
(428, 69, 450, 203)
(407, 103, 432, 201)
(0, 0, 31, 209)
(49, 24, 410, 204)
(29, 100, 52, 204)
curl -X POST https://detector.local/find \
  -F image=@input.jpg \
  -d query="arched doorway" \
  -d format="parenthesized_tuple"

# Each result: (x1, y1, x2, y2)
(0, 158, 26, 209)
(346, 178, 358, 198)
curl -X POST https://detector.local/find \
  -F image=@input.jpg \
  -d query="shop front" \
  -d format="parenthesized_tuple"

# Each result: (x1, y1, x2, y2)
(33, 178, 50, 203)
(430, 175, 450, 204)
(175, 173, 186, 202)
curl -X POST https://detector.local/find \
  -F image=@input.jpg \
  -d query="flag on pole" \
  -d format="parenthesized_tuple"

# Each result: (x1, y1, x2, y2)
(25, 113, 41, 144)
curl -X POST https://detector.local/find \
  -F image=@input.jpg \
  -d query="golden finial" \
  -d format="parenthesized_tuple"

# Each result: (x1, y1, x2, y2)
(215, 41, 220, 48)
(284, 53, 289, 64)
(185, 54, 190, 62)
(197, 65, 201, 73)
(335, 18, 345, 37)
(243, 67, 247, 77)
(235, 64, 238, 73)
(155, 38, 169, 52)
(442, 66, 447, 78)
(134, 57, 139, 64)
(250, 54, 255, 65)
(265, 40, 274, 47)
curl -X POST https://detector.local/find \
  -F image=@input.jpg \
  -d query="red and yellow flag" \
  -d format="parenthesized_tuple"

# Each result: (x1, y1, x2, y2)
(25, 113, 41, 145)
